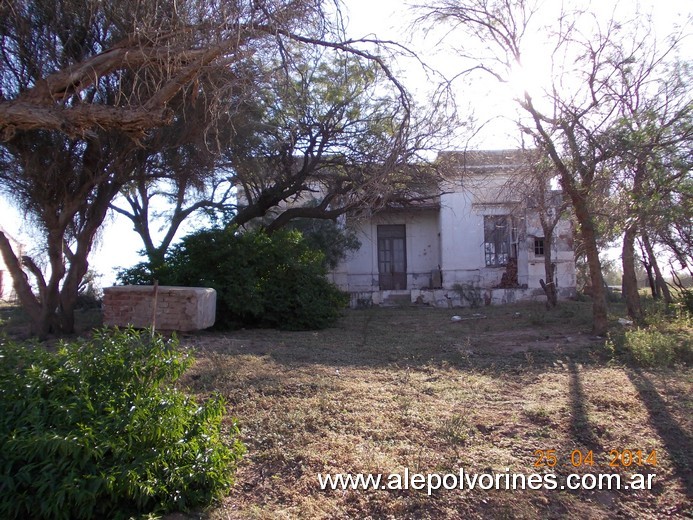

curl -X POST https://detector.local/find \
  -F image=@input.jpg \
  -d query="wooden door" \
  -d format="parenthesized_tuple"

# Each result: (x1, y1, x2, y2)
(378, 225, 407, 290)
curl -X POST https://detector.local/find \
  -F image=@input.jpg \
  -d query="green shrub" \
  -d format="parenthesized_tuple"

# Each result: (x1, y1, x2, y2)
(606, 326, 687, 367)
(0, 328, 244, 519)
(677, 287, 693, 316)
(118, 228, 348, 330)
(285, 218, 361, 270)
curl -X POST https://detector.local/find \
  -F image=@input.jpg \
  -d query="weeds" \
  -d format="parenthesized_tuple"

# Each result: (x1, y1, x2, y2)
(607, 328, 682, 367)
(523, 351, 535, 369)
(2, 301, 689, 519)
(523, 405, 551, 424)
(606, 309, 692, 367)
(528, 311, 546, 326)
(440, 414, 472, 445)
(190, 304, 691, 519)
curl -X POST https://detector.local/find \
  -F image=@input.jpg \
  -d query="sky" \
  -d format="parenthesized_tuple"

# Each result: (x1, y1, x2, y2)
(1, 0, 690, 283)
(342, 0, 524, 148)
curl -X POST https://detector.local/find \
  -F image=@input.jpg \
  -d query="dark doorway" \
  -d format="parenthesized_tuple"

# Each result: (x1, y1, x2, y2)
(377, 225, 407, 290)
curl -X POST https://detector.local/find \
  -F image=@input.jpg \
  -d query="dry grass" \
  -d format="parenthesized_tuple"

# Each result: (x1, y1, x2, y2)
(174, 301, 692, 520)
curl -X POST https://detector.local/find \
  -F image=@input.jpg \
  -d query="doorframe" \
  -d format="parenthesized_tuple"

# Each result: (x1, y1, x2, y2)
(376, 224, 407, 290)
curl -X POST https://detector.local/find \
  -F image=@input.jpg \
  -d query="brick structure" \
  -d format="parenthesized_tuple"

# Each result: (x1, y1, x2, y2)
(103, 286, 216, 331)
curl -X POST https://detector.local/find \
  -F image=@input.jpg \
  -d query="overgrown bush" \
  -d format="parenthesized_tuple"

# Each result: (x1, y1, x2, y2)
(118, 228, 348, 330)
(285, 218, 361, 269)
(0, 328, 244, 519)
(677, 287, 693, 316)
(606, 325, 691, 367)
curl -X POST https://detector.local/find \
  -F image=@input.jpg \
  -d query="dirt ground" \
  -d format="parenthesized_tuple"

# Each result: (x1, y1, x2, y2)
(175, 301, 692, 519)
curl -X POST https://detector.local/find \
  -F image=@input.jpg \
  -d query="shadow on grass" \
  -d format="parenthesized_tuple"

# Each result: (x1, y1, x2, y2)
(567, 358, 602, 452)
(182, 303, 691, 519)
(189, 302, 604, 372)
(626, 367, 693, 499)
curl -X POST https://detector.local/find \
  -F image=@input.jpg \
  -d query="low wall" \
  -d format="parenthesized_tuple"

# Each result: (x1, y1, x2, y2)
(413, 287, 577, 307)
(349, 286, 576, 308)
(103, 286, 216, 331)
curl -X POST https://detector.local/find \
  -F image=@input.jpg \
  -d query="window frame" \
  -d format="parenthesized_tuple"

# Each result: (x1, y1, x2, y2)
(534, 237, 545, 256)
(483, 215, 517, 267)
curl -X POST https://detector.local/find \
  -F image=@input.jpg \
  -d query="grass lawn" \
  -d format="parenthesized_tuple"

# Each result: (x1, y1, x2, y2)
(175, 301, 692, 519)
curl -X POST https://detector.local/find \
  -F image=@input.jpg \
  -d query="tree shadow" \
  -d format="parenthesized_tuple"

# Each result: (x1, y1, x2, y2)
(626, 367, 692, 499)
(566, 358, 602, 452)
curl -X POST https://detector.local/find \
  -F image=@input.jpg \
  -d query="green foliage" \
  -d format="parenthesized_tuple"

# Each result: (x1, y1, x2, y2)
(606, 323, 691, 367)
(675, 286, 693, 316)
(118, 228, 348, 330)
(439, 414, 471, 445)
(0, 328, 244, 519)
(285, 218, 361, 270)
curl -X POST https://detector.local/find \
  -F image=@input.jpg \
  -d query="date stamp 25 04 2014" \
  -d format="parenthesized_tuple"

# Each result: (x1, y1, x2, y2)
(533, 449, 657, 469)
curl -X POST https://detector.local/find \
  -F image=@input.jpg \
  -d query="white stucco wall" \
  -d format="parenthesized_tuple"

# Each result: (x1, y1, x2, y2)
(439, 191, 491, 284)
(334, 211, 441, 292)
(438, 173, 523, 288)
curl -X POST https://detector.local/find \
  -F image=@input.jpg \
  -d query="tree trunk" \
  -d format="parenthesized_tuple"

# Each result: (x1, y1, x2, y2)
(522, 98, 608, 335)
(60, 179, 122, 333)
(622, 224, 642, 321)
(0, 232, 43, 326)
(642, 232, 672, 305)
(641, 250, 658, 299)
(37, 226, 69, 336)
(59, 257, 86, 334)
(3, 171, 122, 337)
(541, 227, 557, 308)
(7, 229, 65, 338)
(564, 188, 609, 335)
(582, 228, 609, 335)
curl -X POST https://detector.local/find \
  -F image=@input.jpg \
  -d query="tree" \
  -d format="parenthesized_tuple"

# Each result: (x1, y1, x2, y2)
(229, 49, 439, 231)
(113, 43, 447, 268)
(0, 0, 349, 138)
(605, 56, 692, 315)
(0, 0, 422, 336)
(116, 227, 349, 330)
(419, 0, 690, 335)
(107, 89, 244, 270)
(285, 218, 361, 270)
(639, 112, 693, 301)
(0, 130, 138, 335)
(505, 149, 570, 308)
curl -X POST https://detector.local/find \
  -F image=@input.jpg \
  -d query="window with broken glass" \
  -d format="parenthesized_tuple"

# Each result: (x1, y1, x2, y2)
(484, 215, 517, 267)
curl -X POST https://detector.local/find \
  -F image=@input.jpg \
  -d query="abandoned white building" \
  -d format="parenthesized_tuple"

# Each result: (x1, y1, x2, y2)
(329, 150, 577, 307)
(0, 225, 24, 302)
